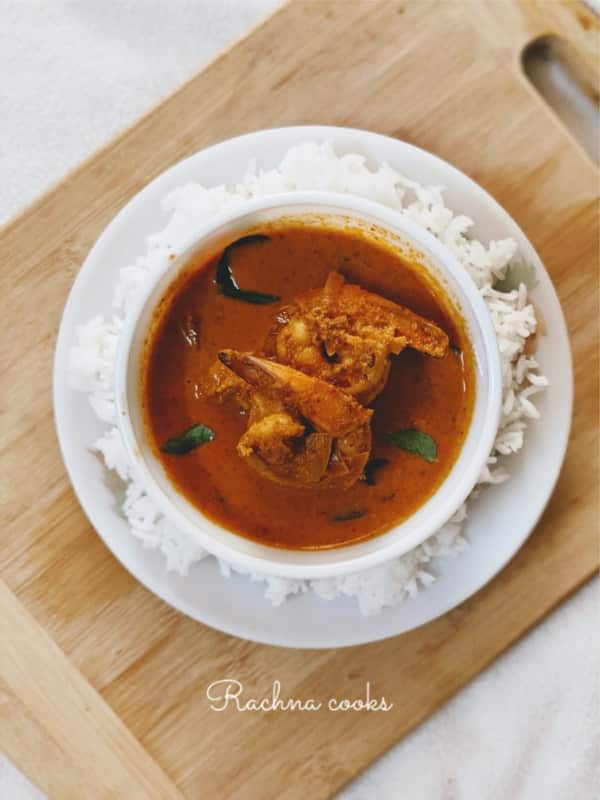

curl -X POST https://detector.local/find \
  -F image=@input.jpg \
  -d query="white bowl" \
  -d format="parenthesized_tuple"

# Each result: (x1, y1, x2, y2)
(115, 191, 501, 579)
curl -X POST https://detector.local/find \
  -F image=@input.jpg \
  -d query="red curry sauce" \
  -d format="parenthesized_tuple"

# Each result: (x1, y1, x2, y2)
(142, 221, 475, 550)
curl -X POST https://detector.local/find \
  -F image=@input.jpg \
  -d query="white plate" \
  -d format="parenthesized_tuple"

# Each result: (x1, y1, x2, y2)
(53, 126, 572, 649)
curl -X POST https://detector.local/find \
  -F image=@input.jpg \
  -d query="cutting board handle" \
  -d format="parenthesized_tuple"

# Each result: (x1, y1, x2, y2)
(479, 0, 599, 74)
(522, 0, 599, 97)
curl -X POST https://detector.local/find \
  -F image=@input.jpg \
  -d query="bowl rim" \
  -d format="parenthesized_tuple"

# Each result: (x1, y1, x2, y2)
(115, 189, 502, 579)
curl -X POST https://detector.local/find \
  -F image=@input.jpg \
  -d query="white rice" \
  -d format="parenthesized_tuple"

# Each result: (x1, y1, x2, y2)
(68, 141, 547, 615)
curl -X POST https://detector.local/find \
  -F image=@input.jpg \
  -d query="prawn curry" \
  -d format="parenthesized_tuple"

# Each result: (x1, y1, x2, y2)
(142, 221, 475, 550)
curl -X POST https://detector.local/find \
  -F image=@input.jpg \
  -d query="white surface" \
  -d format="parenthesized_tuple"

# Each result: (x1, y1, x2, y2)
(2, 2, 598, 798)
(55, 125, 572, 647)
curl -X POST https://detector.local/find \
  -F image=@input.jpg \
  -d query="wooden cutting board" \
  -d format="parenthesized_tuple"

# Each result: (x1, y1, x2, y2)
(1, 1, 598, 797)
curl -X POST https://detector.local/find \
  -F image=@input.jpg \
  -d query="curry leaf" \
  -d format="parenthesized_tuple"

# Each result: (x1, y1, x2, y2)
(449, 342, 461, 355)
(222, 287, 280, 304)
(332, 508, 367, 522)
(494, 259, 538, 293)
(363, 457, 389, 486)
(161, 423, 215, 455)
(387, 429, 437, 463)
(215, 234, 280, 304)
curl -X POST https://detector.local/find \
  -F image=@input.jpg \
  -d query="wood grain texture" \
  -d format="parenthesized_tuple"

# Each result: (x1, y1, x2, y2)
(0, 0, 598, 797)
(0, 581, 183, 799)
